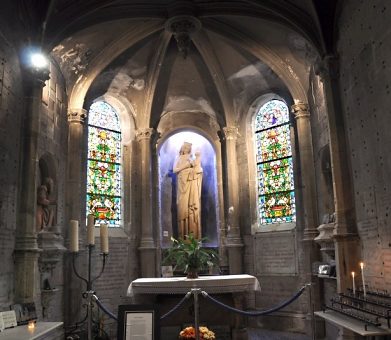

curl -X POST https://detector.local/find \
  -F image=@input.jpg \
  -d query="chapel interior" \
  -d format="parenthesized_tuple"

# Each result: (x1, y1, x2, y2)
(0, 0, 390, 339)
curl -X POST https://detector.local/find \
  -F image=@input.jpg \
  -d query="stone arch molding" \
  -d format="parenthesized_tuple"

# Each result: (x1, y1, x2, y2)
(66, 20, 164, 111)
(157, 111, 221, 148)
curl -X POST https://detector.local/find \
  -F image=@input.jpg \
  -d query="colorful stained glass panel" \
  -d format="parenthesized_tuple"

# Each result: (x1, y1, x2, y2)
(259, 191, 296, 224)
(255, 99, 290, 131)
(86, 194, 121, 226)
(257, 158, 294, 195)
(88, 127, 121, 163)
(254, 100, 296, 225)
(86, 101, 121, 227)
(87, 160, 121, 196)
(88, 101, 121, 131)
(256, 124, 292, 163)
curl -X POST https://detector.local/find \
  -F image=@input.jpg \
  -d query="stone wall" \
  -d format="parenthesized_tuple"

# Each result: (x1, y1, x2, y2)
(0, 32, 23, 311)
(338, 0, 391, 291)
(92, 232, 133, 337)
(37, 60, 68, 322)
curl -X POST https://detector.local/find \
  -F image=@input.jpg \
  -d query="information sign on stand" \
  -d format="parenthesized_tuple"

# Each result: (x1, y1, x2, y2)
(117, 305, 159, 340)
(0, 311, 17, 329)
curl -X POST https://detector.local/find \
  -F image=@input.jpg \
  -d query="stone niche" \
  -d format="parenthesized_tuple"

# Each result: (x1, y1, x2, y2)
(37, 156, 67, 318)
(159, 131, 219, 247)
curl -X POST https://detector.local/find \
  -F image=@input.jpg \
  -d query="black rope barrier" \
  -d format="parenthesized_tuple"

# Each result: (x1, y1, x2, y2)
(93, 295, 118, 321)
(90, 284, 308, 323)
(201, 285, 307, 316)
(160, 291, 192, 320)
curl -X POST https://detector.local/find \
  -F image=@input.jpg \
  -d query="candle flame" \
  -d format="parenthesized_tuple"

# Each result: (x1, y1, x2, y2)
(351, 271, 355, 277)
(360, 262, 364, 269)
(28, 321, 35, 330)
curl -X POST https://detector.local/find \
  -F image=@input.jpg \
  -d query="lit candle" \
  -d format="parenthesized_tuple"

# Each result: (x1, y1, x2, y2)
(28, 321, 35, 330)
(70, 220, 79, 252)
(87, 214, 95, 245)
(351, 271, 356, 295)
(360, 262, 366, 298)
(100, 223, 109, 254)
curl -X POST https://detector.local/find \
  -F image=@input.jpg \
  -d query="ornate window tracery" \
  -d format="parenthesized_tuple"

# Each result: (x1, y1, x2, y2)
(86, 101, 121, 226)
(254, 99, 296, 224)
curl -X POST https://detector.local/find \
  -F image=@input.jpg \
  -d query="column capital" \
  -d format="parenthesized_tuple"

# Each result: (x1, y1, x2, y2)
(222, 126, 239, 141)
(67, 108, 87, 124)
(291, 101, 310, 119)
(136, 128, 156, 141)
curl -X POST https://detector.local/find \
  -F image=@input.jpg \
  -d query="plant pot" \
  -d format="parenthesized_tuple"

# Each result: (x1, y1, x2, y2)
(186, 269, 198, 279)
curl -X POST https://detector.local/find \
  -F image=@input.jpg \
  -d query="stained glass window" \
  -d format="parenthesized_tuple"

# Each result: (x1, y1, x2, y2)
(86, 101, 121, 226)
(254, 99, 296, 224)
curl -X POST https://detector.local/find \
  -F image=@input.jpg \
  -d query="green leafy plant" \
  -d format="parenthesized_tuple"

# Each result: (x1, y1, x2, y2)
(163, 234, 219, 278)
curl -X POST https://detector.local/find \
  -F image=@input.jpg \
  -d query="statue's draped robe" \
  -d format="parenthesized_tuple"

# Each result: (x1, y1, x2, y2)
(174, 155, 202, 239)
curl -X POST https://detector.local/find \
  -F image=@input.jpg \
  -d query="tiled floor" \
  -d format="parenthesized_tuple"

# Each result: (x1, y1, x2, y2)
(248, 328, 311, 340)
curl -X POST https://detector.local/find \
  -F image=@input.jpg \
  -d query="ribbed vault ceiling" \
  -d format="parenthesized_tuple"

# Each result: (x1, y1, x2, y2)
(29, 0, 337, 127)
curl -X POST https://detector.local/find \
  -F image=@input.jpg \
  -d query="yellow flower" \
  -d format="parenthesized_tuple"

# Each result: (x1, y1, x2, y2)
(179, 326, 215, 340)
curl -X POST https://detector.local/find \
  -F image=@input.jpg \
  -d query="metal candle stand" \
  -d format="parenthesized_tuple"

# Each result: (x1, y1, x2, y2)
(325, 287, 391, 331)
(71, 245, 108, 340)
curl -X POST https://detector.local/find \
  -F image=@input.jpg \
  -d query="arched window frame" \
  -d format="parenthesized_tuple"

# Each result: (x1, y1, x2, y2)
(86, 101, 122, 227)
(251, 98, 297, 231)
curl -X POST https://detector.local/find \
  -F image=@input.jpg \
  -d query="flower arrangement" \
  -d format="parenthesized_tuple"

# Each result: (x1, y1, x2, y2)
(179, 326, 216, 340)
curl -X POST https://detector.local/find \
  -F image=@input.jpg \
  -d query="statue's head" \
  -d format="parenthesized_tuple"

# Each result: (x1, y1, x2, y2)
(180, 142, 192, 155)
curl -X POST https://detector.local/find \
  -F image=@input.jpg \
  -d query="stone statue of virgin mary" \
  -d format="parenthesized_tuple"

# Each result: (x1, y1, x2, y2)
(173, 142, 203, 239)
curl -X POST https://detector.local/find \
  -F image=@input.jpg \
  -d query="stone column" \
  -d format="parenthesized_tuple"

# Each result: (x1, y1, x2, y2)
(66, 109, 87, 220)
(136, 128, 157, 277)
(64, 108, 87, 326)
(292, 103, 322, 337)
(291, 102, 318, 240)
(14, 66, 50, 307)
(222, 126, 243, 274)
(318, 56, 360, 295)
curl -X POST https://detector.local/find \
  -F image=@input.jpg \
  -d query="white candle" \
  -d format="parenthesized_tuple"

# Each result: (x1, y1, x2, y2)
(70, 220, 79, 252)
(87, 214, 95, 245)
(360, 262, 366, 298)
(100, 223, 109, 254)
(351, 272, 356, 295)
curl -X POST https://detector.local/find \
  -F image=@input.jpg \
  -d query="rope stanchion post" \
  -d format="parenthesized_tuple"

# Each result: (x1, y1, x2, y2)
(306, 282, 316, 340)
(192, 289, 201, 340)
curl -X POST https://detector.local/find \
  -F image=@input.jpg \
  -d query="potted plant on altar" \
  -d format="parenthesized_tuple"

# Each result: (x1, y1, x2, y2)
(163, 233, 219, 279)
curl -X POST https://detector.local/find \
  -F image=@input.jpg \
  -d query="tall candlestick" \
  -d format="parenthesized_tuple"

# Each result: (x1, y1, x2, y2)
(87, 214, 95, 245)
(360, 262, 366, 298)
(70, 220, 79, 252)
(351, 272, 356, 295)
(100, 223, 109, 254)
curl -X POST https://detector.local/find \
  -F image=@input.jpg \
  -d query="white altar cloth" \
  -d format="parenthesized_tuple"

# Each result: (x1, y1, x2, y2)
(127, 274, 260, 298)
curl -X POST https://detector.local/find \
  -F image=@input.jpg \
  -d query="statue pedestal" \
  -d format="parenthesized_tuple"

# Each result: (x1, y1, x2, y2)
(127, 275, 260, 340)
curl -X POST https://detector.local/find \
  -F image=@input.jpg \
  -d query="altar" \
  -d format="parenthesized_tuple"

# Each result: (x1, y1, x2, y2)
(127, 275, 260, 340)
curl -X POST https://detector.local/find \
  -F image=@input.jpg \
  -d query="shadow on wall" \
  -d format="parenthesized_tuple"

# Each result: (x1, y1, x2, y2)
(159, 131, 219, 247)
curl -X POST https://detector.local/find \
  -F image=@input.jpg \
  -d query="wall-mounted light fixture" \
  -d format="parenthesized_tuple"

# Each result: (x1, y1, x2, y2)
(30, 52, 48, 69)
